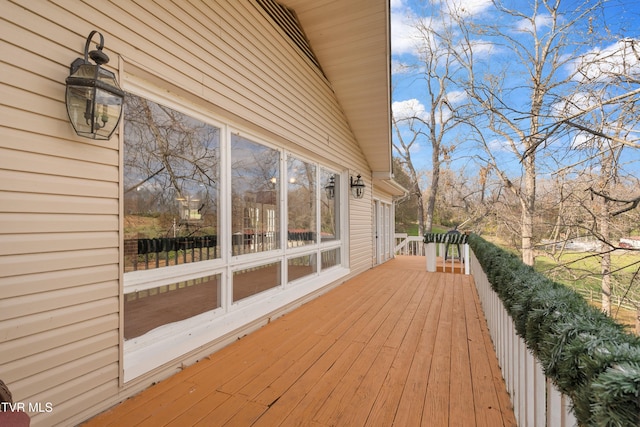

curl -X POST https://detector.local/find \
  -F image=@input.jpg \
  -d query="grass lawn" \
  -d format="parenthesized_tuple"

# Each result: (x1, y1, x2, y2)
(535, 251, 640, 292)
(535, 251, 640, 333)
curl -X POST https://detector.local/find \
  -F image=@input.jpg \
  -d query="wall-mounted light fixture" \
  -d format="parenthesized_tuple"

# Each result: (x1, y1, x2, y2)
(324, 175, 335, 200)
(65, 31, 124, 140)
(350, 174, 365, 199)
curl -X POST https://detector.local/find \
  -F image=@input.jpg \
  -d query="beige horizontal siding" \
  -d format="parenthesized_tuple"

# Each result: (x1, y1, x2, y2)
(0, 331, 117, 384)
(44, 375, 119, 427)
(0, 148, 118, 181)
(1, 1, 378, 425)
(1, 298, 117, 341)
(0, 314, 118, 363)
(0, 214, 118, 234)
(0, 170, 117, 199)
(0, 192, 117, 215)
(0, 232, 118, 256)
(0, 265, 119, 298)
(1, 2, 121, 425)
(1, 281, 116, 321)
(12, 347, 118, 399)
(0, 127, 119, 167)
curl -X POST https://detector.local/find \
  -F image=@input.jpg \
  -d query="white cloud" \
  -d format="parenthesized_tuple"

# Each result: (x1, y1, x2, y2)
(552, 91, 602, 118)
(570, 39, 640, 82)
(392, 59, 413, 75)
(488, 138, 508, 151)
(488, 137, 523, 153)
(392, 98, 429, 121)
(390, 0, 404, 10)
(444, 0, 493, 16)
(515, 13, 554, 33)
(391, 9, 421, 56)
(444, 90, 467, 105)
(391, 0, 499, 60)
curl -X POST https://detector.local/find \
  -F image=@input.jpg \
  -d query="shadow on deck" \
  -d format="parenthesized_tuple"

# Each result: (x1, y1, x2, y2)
(83, 256, 516, 426)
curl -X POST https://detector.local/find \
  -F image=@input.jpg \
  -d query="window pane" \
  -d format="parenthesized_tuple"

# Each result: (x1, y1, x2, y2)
(287, 156, 316, 247)
(123, 94, 220, 272)
(231, 134, 280, 255)
(288, 254, 317, 282)
(124, 274, 221, 339)
(321, 248, 341, 269)
(321, 169, 339, 242)
(233, 262, 281, 302)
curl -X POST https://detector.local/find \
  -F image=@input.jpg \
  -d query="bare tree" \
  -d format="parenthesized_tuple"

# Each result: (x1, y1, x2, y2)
(392, 110, 427, 234)
(392, 5, 465, 234)
(555, 37, 640, 315)
(450, 0, 603, 265)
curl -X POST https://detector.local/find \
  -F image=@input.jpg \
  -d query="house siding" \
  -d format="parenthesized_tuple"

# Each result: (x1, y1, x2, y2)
(0, 1, 376, 425)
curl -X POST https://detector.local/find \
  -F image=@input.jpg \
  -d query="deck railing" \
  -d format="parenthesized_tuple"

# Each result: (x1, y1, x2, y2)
(424, 232, 470, 274)
(395, 233, 470, 274)
(394, 233, 425, 256)
(467, 234, 640, 427)
(396, 232, 640, 426)
(470, 250, 578, 426)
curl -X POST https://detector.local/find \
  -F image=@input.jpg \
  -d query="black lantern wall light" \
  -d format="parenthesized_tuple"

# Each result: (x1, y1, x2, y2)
(324, 175, 336, 200)
(65, 31, 124, 140)
(350, 174, 365, 199)
(324, 174, 366, 200)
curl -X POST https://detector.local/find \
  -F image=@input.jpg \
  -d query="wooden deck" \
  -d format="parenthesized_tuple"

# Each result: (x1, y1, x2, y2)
(83, 256, 516, 427)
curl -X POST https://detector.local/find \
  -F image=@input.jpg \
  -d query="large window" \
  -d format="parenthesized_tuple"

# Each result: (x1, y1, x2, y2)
(123, 93, 222, 342)
(122, 92, 348, 379)
(287, 155, 316, 247)
(231, 134, 280, 255)
(123, 94, 220, 271)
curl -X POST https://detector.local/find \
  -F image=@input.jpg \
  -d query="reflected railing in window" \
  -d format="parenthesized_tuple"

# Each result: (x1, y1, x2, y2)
(124, 236, 219, 272)
(321, 248, 340, 270)
(124, 274, 221, 339)
(233, 262, 282, 302)
(288, 254, 317, 282)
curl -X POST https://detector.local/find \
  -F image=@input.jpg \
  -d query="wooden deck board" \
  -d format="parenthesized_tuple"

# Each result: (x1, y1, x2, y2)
(83, 256, 516, 427)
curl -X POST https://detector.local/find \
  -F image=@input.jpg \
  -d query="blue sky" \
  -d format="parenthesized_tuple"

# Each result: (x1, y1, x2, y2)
(390, 0, 640, 180)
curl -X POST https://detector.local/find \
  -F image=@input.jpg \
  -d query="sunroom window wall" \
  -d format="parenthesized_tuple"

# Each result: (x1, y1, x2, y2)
(122, 91, 347, 369)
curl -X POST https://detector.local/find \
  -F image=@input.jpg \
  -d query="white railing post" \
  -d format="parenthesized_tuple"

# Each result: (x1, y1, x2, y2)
(425, 242, 436, 272)
(464, 243, 470, 274)
(470, 249, 578, 427)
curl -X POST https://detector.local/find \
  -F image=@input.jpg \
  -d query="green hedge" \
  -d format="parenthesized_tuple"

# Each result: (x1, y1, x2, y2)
(467, 234, 640, 427)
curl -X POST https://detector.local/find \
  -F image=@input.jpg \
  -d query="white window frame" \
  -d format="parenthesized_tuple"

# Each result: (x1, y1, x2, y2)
(121, 77, 350, 381)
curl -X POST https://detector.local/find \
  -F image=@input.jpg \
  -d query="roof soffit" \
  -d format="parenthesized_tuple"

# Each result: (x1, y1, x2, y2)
(276, 0, 392, 174)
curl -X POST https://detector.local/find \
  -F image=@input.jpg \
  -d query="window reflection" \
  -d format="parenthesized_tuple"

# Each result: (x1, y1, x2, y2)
(321, 248, 341, 269)
(287, 156, 316, 247)
(124, 274, 221, 339)
(288, 254, 317, 282)
(321, 169, 339, 242)
(233, 262, 281, 302)
(231, 134, 281, 255)
(123, 94, 221, 272)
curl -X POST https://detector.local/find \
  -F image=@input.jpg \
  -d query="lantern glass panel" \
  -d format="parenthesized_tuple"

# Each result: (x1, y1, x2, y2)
(65, 63, 123, 140)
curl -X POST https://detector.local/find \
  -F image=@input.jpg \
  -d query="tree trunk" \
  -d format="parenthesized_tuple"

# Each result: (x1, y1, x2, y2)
(424, 153, 441, 233)
(599, 157, 612, 316)
(521, 153, 536, 266)
(601, 250, 611, 316)
(415, 182, 425, 236)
